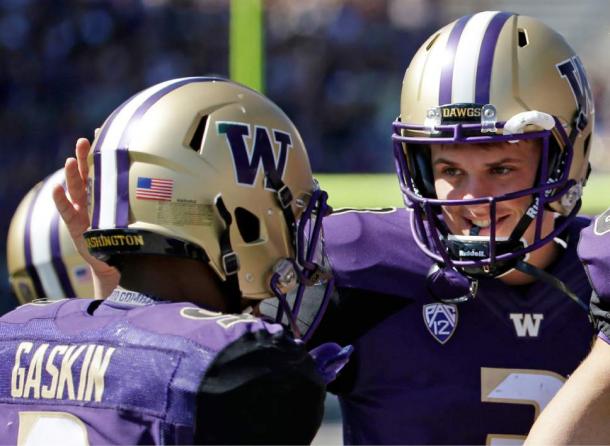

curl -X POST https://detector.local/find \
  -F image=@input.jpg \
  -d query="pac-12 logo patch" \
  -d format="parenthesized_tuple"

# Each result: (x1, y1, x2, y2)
(423, 303, 458, 344)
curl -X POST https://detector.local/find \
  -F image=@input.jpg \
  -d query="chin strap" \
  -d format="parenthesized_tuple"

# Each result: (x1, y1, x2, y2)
(214, 194, 242, 314)
(514, 260, 589, 313)
(510, 201, 589, 315)
(265, 170, 297, 251)
(509, 196, 539, 243)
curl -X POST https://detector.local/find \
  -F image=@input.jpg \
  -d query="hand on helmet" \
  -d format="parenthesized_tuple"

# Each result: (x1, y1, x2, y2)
(52, 137, 120, 298)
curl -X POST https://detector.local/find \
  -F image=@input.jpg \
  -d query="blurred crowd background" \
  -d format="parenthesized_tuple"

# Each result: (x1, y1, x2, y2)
(1, 0, 610, 309)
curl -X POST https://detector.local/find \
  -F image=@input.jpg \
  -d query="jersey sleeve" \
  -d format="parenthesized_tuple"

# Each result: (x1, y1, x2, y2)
(194, 328, 325, 445)
(307, 286, 412, 396)
(578, 208, 610, 340)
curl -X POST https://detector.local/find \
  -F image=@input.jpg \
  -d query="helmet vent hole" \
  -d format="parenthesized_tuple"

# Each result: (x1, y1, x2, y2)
(518, 28, 529, 47)
(426, 33, 440, 51)
(235, 207, 260, 243)
(189, 115, 209, 153)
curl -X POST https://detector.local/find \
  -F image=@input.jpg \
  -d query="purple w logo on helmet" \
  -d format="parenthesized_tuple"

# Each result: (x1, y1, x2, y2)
(217, 122, 292, 189)
(556, 56, 594, 131)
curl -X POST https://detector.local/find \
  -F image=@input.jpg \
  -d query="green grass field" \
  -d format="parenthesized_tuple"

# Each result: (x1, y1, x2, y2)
(315, 172, 610, 215)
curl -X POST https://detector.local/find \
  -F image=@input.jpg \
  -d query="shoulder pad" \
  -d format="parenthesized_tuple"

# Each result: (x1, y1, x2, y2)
(126, 302, 284, 350)
(0, 298, 78, 325)
(323, 208, 431, 298)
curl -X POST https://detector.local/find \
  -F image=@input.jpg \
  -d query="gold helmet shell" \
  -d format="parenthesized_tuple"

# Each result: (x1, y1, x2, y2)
(84, 77, 326, 302)
(7, 169, 94, 303)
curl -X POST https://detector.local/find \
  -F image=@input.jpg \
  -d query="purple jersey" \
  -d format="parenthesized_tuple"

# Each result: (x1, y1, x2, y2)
(321, 208, 593, 445)
(579, 207, 610, 343)
(0, 290, 321, 444)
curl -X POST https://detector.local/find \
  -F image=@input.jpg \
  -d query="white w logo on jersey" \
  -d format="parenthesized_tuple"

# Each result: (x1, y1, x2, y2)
(509, 313, 544, 337)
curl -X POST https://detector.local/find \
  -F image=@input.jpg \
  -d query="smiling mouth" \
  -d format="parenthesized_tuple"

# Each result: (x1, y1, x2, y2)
(465, 215, 511, 236)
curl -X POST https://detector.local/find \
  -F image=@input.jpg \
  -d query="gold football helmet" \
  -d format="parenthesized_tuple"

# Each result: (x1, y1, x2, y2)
(7, 169, 94, 304)
(393, 11, 594, 281)
(83, 77, 331, 337)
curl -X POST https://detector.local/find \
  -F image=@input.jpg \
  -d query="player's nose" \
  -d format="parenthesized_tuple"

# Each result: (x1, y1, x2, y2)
(460, 175, 494, 201)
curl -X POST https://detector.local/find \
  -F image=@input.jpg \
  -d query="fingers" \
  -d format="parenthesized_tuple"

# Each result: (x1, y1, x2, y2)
(52, 184, 80, 230)
(53, 183, 110, 280)
(56, 136, 93, 238)
(64, 157, 89, 211)
(75, 138, 91, 184)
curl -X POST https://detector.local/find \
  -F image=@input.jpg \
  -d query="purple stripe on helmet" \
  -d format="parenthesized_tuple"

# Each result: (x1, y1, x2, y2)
(50, 211, 76, 297)
(90, 95, 134, 229)
(92, 93, 134, 158)
(23, 185, 45, 297)
(475, 12, 513, 104)
(439, 15, 471, 106)
(112, 77, 225, 226)
(91, 150, 102, 229)
(115, 148, 130, 227)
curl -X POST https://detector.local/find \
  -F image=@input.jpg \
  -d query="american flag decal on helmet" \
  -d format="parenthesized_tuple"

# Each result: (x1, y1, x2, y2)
(135, 177, 174, 201)
(423, 303, 458, 344)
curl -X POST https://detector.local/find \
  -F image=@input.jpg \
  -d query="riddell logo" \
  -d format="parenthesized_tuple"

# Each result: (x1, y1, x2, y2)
(459, 249, 485, 257)
(526, 197, 540, 219)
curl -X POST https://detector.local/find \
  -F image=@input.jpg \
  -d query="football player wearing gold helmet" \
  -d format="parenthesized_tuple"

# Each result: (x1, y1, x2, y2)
(0, 78, 349, 445)
(307, 11, 596, 444)
(7, 169, 94, 304)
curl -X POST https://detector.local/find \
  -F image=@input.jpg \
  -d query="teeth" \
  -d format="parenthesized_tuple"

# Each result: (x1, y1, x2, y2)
(472, 219, 491, 228)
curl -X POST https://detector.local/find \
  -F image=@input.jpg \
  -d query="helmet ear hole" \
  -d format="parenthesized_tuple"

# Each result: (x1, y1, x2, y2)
(235, 207, 261, 243)
(518, 28, 529, 47)
(188, 115, 209, 153)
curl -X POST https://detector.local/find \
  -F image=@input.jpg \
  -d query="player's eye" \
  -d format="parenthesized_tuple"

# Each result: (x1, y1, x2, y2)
(441, 167, 463, 177)
(490, 166, 513, 175)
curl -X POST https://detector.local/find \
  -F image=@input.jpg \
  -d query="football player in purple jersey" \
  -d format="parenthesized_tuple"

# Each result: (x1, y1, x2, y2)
(305, 11, 598, 444)
(526, 207, 610, 444)
(0, 78, 350, 445)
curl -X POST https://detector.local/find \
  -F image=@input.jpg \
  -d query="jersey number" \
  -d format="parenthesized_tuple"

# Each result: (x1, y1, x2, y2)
(431, 320, 452, 335)
(17, 411, 89, 446)
(481, 367, 565, 446)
